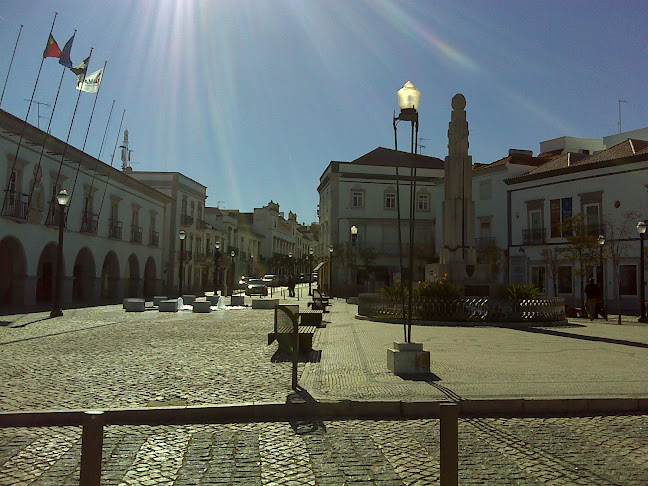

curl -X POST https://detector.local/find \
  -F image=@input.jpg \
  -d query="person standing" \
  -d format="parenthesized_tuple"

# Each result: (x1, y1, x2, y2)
(288, 275, 296, 297)
(584, 278, 600, 321)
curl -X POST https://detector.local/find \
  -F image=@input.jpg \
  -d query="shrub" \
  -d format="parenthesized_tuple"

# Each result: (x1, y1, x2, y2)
(504, 283, 539, 301)
(379, 281, 406, 298)
(415, 275, 463, 300)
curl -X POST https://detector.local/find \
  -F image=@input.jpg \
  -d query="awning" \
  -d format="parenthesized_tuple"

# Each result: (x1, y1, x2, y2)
(313, 261, 326, 272)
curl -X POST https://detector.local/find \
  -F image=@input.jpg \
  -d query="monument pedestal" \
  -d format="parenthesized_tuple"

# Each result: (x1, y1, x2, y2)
(387, 342, 430, 375)
(426, 263, 494, 296)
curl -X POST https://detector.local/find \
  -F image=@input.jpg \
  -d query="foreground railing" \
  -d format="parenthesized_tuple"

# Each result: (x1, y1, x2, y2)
(358, 294, 565, 322)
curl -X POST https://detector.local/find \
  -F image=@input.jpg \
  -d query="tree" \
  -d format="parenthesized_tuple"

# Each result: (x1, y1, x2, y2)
(476, 241, 504, 279)
(540, 246, 563, 297)
(562, 214, 599, 314)
(604, 209, 641, 324)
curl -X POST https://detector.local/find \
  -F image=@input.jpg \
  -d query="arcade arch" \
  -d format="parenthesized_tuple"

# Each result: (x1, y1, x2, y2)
(0, 236, 27, 305)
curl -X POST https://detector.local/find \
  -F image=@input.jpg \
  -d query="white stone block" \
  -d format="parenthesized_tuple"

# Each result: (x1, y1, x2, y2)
(387, 342, 430, 374)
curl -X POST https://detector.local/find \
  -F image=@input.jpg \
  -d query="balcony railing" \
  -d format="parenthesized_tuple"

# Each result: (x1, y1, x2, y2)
(109, 219, 123, 239)
(45, 203, 67, 227)
(2, 191, 28, 220)
(197, 219, 207, 229)
(131, 225, 143, 244)
(149, 231, 159, 247)
(180, 213, 194, 226)
(475, 237, 497, 250)
(522, 228, 546, 245)
(80, 211, 99, 234)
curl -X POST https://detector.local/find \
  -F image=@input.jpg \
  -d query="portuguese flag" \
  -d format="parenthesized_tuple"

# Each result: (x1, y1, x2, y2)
(43, 34, 62, 59)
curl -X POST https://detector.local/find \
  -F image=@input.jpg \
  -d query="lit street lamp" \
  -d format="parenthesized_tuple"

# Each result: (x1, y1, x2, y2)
(250, 253, 254, 277)
(213, 240, 221, 294)
(308, 247, 314, 295)
(329, 244, 334, 298)
(350, 226, 358, 296)
(50, 189, 69, 318)
(598, 235, 605, 309)
(637, 221, 647, 322)
(178, 230, 186, 297)
(230, 250, 236, 296)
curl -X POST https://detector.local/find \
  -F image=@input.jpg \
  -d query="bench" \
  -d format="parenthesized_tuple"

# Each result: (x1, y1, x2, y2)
(300, 309, 324, 327)
(192, 301, 212, 313)
(307, 289, 330, 312)
(123, 298, 145, 312)
(268, 305, 317, 354)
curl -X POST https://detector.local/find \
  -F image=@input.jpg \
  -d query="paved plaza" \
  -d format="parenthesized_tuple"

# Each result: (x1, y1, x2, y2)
(0, 295, 647, 485)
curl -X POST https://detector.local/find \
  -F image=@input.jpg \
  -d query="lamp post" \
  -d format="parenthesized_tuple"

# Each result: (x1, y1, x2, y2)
(350, 226, 358, 296)
(308, 247, 314, 295)
(393, 81, 421, 343)
(598, 235, 605, 308)
(637, 221, 647, 322)
(178, 230, 186, 297)
(50, 189, 69, 318)
(230, 250, 236, 296)
(213, 240, 221, 294)
(329, 244, 334, 298)
(250, 253, 254, 277)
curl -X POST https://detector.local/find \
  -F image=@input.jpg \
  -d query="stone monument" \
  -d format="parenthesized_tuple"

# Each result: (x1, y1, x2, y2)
(426, 94, 492, 293)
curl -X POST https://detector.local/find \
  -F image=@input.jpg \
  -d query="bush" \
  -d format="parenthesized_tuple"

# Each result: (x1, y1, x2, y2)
(379, 282, 406, 298)
(503, 283, 539, 300)
(415, 275, 463, 300)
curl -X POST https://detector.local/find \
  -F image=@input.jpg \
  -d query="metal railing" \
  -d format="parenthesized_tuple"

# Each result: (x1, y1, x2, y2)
(108, 219, 123, 239)
(2, 191, 28, 220)
(149, 231, 159, 247)
(180, 213, 194, 226)
(130, 225, 143, 244)
(522, 228, 546, 245)
(80, 211, 99, 234)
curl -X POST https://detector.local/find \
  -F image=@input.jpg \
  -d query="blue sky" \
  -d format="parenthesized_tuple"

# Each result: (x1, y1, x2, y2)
(1, 1, 646, 223)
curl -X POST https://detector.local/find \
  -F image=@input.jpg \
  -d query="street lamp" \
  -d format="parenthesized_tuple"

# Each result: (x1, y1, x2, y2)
(329, 244, 334, 298)
(308, 247, 314, 295)
(288, 252, 293, 297)
(50, 189, 69, 318)
(178, 230, 186, 297)
(350, 226, 358, 296)
(213, 240, 221, 294)
(250, 253, 254, 278)
(598, 235, 605, 309)
(393, 81, 421, 343)
(230, 250, 236, 296)
(637, 221, 647, 322)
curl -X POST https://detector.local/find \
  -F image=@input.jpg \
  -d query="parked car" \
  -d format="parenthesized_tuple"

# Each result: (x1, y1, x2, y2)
(278, 275, 289, 286)
(237, 276, 248, 289)
(245, 278, 268, 296)
(262, 274, 279, 287)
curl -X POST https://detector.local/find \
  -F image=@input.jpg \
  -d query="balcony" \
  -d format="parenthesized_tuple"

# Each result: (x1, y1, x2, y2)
(522, 228, 546, 245)
(475, 237, 497, 250)
(131, 225, 143, 244)
(197, 219, 207, 230)
(80, 211, 99, 234)
(149, 231, 159, 247)
(45, 203, 67, 227)
(2, 191, 28, 220)
(109, 219, 123, 239)
(195, 252, 206, 263)
(180, 213, 194, 226)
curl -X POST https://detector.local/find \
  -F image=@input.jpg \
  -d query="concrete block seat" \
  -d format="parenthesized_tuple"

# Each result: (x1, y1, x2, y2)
(124, 298, 145, 312)
(192, 301, 212, 313)
(230, 295, 245, 306)
(207, 295, 220, 305)
(252, 299, 279, 309)
(159, 299, 179, 312)
(181, 295, 196, 305)
(153, 296, 168, 307)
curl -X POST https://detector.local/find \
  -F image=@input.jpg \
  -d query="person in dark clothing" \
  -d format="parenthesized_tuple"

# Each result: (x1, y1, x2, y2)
(288, 275, 296, 297)
(584, 278, 600, 320)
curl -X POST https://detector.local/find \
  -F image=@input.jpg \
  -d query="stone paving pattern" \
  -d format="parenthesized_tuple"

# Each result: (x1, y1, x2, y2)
(0, 295, 647, 484)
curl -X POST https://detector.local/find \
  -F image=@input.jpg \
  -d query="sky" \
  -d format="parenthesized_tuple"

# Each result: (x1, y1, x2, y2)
(1, 1, 647, 224)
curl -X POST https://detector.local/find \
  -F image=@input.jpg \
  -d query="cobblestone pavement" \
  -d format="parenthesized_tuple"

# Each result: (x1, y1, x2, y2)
(0, 298, 647, 484)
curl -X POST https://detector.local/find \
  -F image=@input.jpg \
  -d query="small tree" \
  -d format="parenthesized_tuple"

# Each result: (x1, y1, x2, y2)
(477, 241, 504, 278)
(562, 214, 599, 313)
(605, 209, 641, 324)
(540, 246, 562, 297)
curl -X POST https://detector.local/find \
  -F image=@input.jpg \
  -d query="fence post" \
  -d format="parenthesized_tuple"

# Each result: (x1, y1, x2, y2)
(440, 402, 458, 486)
(80, 410, 104, 486)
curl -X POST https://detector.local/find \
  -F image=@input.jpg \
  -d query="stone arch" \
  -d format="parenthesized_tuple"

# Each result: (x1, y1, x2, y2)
(143, 257, 157, 298)
(126, 254, 140, 297)
(101, 251, 120, 300)
(73, 247, 96, 302)
(36, 242, 62, 302)
(0, 236, 28, 305)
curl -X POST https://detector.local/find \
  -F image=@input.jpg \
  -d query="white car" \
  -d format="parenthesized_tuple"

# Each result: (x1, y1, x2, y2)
(262, 274, 279, 287)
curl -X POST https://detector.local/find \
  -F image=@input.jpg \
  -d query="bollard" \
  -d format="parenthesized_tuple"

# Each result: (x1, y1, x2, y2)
(440, 402, 459, 486)
(80, 410, 104, 486)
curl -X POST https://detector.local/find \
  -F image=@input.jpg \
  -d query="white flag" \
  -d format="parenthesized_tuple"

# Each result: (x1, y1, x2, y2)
(77, 67, 103, 93)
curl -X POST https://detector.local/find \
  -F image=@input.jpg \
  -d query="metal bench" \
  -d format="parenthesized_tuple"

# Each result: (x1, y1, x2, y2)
(267, 305, 317, 354)
(299, 309, 324, 327)
(307, 289, 330, 312)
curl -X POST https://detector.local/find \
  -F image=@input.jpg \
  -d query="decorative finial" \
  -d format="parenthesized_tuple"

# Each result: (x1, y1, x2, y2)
(452, 94, 466, 110)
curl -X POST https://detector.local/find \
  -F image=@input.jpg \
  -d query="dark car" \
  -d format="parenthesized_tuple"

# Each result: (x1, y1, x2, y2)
(245, 279, 268, 296)
(262, 274, 279, 287)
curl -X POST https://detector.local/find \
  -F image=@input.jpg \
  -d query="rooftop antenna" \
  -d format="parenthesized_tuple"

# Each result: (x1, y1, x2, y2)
(618, 99, 628, 134)
(417, 137, 430, 155)
(24, 99, 50, 130)
(119, 129, 133, 171)
(216, 200, 226, 208)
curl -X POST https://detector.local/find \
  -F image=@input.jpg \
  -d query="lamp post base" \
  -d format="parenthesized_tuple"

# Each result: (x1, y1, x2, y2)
(638, 316, 648, 323)
(50, 308, 63, 318)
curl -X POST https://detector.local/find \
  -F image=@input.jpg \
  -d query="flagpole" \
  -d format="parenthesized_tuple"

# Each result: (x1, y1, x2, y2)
(86, 97, 114, 209)
(0, 24, 23, 108)
(69, 60, 107, 206)
(2, 12, 58, 216)
(97, 109, 125, 220)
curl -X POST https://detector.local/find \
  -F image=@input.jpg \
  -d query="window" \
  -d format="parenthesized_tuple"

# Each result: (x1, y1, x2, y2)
(550, 197, 573, 237)
(479, 180, 492, 200)
(190, 201, 195, 217)
(181, 198, 187, 215)
(8, 170, 17, 194)
(557, 266, 572, 294)
(620, 265, 637, 296)
(110, 202, 119, 221)
(480, 219, 492, 238)
(417, 194, 429, 211)
(197, 205, 202, 222)
(385, 192, 396, 209)
(584, 203, 600, 234)
(531, 266, 546, 293)
(351, 191, 364, 208)
(132, 209, 139, 227)
(529, 210, 542, 230)
(150, 214, 156, 232)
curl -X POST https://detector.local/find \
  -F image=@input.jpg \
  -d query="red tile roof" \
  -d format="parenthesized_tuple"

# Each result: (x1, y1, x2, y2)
(351, 147, 444, 169)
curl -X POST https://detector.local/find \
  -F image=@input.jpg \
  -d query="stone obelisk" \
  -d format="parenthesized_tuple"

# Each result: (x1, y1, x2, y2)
(440, 93, 476, 267)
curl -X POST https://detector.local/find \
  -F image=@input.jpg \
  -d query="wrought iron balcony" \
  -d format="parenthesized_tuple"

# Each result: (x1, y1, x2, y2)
(522, 228, 546, 245)
(45, 202, 67, 227)
(180, 213, 194, 226)
(109, 219, 123, 239)
(2, 191, 28, 220)
(475, 237, 497, 250)
(80, 211, 99, 234)
(149, 231, 159, 247)
(131, 225, 143, 244)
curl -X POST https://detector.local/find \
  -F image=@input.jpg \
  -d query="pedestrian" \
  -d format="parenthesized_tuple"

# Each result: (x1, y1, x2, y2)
(288, 275, 296, 297)
(584, 278, 599, 321)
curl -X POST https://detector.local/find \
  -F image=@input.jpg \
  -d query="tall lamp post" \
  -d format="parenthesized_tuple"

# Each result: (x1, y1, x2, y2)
(393, 81, 421, 343)
(329, 244, 334, 298)
(637, 221, 647, 322)
(308, 247, 314, 295)
(230, 250, 236, 296)
(597, 235, 605, 308)
(178, 230, 186, 297)
(50, 189, 70, 318)
(250, 253, 254, 278)
(350, 226, 358, 296)
(213, 240, 221, 294)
